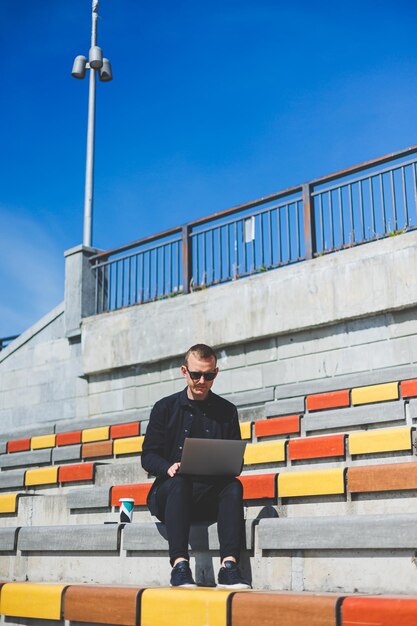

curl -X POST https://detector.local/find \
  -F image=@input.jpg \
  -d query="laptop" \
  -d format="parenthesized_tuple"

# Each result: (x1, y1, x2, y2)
(178, 438, 247, 477)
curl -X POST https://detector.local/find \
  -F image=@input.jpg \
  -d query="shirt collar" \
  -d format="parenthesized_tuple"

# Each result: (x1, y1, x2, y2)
(180, 387, 214, 407)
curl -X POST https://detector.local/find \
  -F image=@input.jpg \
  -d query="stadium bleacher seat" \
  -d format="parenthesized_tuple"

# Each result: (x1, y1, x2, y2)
(229, 591, 341, 626)
(348, 461, 417, 494)
(255, 415, 300, 438)
(63, 584, 143, 625)
(2, 375, 417, 614)
(0, 582, 67, 620)
(277, 468, 346, 498)
(348, 426, 413, 456)
(288, 434, 346, 461)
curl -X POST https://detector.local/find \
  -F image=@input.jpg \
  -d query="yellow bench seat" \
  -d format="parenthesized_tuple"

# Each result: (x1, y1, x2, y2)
(278, 468, 345, 498)
(81, 426, 110, 443)
(141, 588, 233, 626)
(0, 493, 18, 514)
(351, 382, 399, 405)
(31, 434, 56, 450)
(348, 426, 413, 455)
(114, 436, 144, 455)
(244, 441, 286, 465)
(25, 466, 58, 486)
(239, 422, 252, 440)
(0, 583, 67, 620)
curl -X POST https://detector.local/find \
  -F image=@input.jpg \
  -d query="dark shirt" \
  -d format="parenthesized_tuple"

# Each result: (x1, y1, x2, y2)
(141, 387, 241, 515)
(188, 399, 212, 439)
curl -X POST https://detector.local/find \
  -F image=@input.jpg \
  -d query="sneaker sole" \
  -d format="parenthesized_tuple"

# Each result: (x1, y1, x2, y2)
(217, 583, 251, 590)
(170, 583, 198, 588)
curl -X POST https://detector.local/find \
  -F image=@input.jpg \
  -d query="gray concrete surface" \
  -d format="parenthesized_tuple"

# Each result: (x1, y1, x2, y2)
(52, 445, 81, 464)
(0, 423, 57, 444)
(124, 519, 254, 551)
(0, 304, 87, 432)
(64, 245, 101, 339)
(0, 448, 52, 470)
(0, 449, 52, 470)
(0, 527, 18, 551)
(304, 401, 405, 433)
(18, 523, 121, 551)
(67, 486, 110, 510)
(56, 411, 148, 434)
(258, 513, 417, 549)
(0, 469, 25, 489)
(265, 397, 305, 417)
(409, 398, 417, 419)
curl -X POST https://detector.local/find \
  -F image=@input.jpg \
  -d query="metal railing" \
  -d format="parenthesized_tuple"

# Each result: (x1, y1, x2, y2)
(92, 230, 183, 313)
(190, 196, 304, 287)
(90, 145, 417, 314)
(312, 157, 417, 252)
(0, 335, 19, 351)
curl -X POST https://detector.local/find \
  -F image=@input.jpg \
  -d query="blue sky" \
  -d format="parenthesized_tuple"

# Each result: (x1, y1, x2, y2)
(1, 0, 417, 336)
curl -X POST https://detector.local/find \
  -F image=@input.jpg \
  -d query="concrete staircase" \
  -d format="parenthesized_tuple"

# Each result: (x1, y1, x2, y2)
(1, 374, 417, 623)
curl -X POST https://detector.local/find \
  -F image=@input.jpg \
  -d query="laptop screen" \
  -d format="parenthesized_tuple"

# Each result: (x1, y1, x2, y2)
(178, 438, 247, 476)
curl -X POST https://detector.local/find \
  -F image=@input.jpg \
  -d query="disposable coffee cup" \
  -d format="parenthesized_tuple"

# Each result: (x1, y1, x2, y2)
(119, 497, 135, 523)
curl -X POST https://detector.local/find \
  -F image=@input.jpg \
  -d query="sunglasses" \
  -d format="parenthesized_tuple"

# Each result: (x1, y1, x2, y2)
(185, 366, 217, 381)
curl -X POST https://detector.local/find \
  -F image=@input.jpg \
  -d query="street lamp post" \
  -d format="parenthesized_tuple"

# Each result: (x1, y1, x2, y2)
(72, 0, 112, 248)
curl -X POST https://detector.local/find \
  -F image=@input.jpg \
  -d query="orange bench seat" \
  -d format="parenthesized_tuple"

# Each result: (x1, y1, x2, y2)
(255, 415, 300, 438)
(341, 595, 417, 625)
(59, 463, 95, 483)
(306, 390, 350, 412)
(56, 431, 82, 446)
(238, 473, 276, 500)
(111, 483, 151, 507)
(289, 434, 346, 461)
(7, 439, 31, 454)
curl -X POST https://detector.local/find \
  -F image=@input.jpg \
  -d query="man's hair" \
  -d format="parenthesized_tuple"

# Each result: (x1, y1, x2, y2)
(184, 344, 217, 366)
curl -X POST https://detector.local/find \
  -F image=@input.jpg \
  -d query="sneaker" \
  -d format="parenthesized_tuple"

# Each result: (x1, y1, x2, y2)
(217, 560, 251, 589)
(170, 560, 197, 588)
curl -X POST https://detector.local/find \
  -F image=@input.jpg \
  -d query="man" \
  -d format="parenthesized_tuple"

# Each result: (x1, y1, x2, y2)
(141, 343, 251, 589)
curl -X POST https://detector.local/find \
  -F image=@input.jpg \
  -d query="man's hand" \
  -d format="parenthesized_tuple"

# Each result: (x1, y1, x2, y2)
(167, 462, 181, 477)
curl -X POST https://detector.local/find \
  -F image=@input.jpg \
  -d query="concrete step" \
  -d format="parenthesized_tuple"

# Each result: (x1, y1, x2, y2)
(2, 514, 417, 594)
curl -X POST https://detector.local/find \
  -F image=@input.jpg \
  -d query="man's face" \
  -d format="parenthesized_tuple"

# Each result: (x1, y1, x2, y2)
(181, 353, 218, 401)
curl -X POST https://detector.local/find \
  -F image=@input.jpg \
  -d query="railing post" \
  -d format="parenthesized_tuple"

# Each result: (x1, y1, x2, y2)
(182, 224, 192, 293)
(64, 244, 102, 338)
(302, 183, 316, 260)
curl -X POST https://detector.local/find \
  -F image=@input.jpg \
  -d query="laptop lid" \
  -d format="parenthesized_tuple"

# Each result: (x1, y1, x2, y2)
(178, 438, 247, 477)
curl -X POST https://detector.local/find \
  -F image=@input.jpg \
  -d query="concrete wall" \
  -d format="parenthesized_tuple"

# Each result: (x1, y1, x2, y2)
(82, 230, 417, 371)
(84, 231, 417, 417)
(1, 231, 417, 430)
(0, 304, 87, 432)
(86, 307, 417, 418)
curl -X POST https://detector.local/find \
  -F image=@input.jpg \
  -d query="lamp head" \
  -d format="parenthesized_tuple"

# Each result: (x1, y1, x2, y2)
(99, 58, 113, 82)
(89, 46, 103, 69)
(72, 55, 87, 79)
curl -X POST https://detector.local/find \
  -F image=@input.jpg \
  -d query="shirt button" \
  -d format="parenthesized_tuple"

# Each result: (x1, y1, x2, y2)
(206, 429, 209, 433)
(179, 446, 183, 450)
(184, 429, 188, 433)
